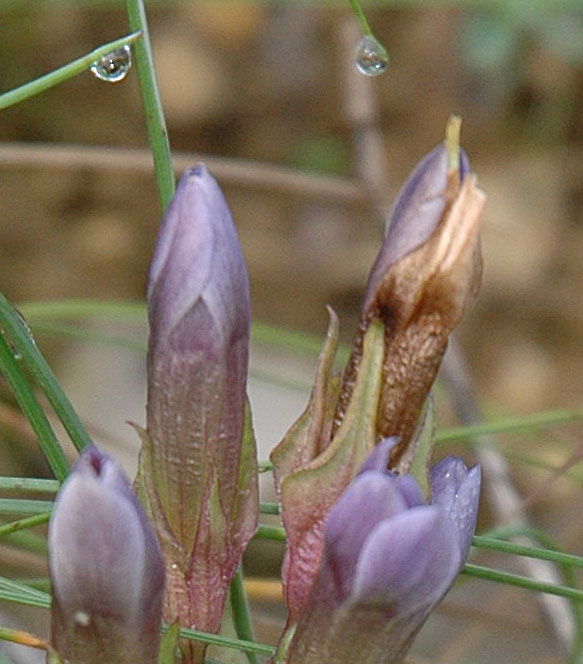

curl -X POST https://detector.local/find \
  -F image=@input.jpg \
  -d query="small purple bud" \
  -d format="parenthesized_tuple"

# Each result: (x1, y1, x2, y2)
(278, 447, 480, 664)
(48, 447, 165, 664)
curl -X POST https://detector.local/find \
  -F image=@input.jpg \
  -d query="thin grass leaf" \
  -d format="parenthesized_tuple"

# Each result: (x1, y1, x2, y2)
(0, 512, 51, 537)
(0, 577, 51, 607)
(0, 32, 142, 111)
(126, 0, 175, 211)
(0, 499, 53, 515)
(0, 528, 48, 555)
(230, 567, 257, 664)
(0, 477, 59, 493)
(0, 625, 48, 651)
(472, 535, 583, 568)
(0, 292, 92, 453)
(178, 627, 275, 657)
(479, 524, 583, 661)
(0, 331, 68, 481)
(436, 407, 583, 444)
(461, 563, 583, 602)
(259, 502, 280, 515)
(253, 525, 285, 542)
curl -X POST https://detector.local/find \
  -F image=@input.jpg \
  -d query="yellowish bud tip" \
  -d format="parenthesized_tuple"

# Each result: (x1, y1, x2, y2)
(445, 115, 462, 173)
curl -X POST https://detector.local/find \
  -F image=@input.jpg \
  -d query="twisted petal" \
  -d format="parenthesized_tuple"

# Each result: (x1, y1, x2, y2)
(430, 457, 481, 561)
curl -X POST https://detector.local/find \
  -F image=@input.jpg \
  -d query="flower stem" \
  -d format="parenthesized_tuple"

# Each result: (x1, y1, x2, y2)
(126, 0, 175, 211)
(230, 567, 257, 664)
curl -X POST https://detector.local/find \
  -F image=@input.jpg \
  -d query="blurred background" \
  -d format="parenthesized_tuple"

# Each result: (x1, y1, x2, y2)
(1, 1, 583, 662)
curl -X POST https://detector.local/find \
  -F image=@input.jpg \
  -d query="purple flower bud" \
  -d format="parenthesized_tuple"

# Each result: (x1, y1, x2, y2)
(137, 164, 258, 653)
(48, 447, 165, 664)
(278, 440, 481, 664)
(271, 126, 485, 623)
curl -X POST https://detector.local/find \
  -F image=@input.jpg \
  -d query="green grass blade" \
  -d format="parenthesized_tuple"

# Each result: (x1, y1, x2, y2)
(0, 499, 53, 515)
(436, 407, 583, 444)
(0, 477, 59, 493)
(0, 332, 68, 481)
(472, 535, 583, 568)
(126, 0, 175, 211)
(253, 525, 285, 541)
(461, 563, 583, 602)
(229, 567, 257, 664)
(0, 32, 142, 111)
(178, 626, 275, 657)
(0, 293, 92, 454)
(0, 513, 51, 537)
(0, 577, 50, 609)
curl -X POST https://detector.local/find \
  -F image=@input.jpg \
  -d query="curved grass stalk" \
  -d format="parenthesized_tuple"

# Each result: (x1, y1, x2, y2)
(0, 32, 142, 111)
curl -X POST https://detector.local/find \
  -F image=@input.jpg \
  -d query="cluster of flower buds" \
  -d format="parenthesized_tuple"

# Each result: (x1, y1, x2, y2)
(47, 118, 484, 664)
(270, 117, 485, 623)
(273, 439, 480, 664)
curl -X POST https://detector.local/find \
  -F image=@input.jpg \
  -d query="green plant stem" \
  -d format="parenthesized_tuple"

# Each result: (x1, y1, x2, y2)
(461, 563, 583, 602)
(0, 332, 68, 481)
(348, 0, 373, 35)
(253, 524, 285, 541)
(0, 513, 51, 537)
(229, 567, 257, 664)
(0, 499, 53, 515)
(0, 577, 50, 610)
(259, 502, 280, 514)
(0, 293, 92, 454)
(0, 477, 59, 493)
(126, 0, 175, 211)
(257, 460, 273, 473)
(0, 32, 142, 111)
(0, 626, 47, 650)
(435, 407, 583, 444)
(472, 535, 583, 568)
(178, 626, 275, 657)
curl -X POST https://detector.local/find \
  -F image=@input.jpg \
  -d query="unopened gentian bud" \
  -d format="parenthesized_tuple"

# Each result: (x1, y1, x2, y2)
(48, 446, 165, 664)
(274, 439, 481, 664)
(337, 117, 485, 465)
(135, 164, 258, 661)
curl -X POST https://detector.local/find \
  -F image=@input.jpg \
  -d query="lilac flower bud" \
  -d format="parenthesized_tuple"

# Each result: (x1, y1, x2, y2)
(277, 439, 481, 664)
(48, 446, 165, 664)
(137, 164, 258, 656)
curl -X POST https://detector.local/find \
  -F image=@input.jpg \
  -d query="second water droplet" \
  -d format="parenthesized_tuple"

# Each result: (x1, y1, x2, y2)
(90, 44, 132, 83)
(355, 35, 389, 77)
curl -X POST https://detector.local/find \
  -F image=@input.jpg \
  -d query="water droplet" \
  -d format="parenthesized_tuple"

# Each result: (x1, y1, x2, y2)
(90, 44, 132, 83)
(355, 35, 389, 77)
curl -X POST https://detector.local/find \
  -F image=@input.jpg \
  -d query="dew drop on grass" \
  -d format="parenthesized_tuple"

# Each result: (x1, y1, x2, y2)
(90, 45, 132, 83)
(355, 35, 389, 77)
